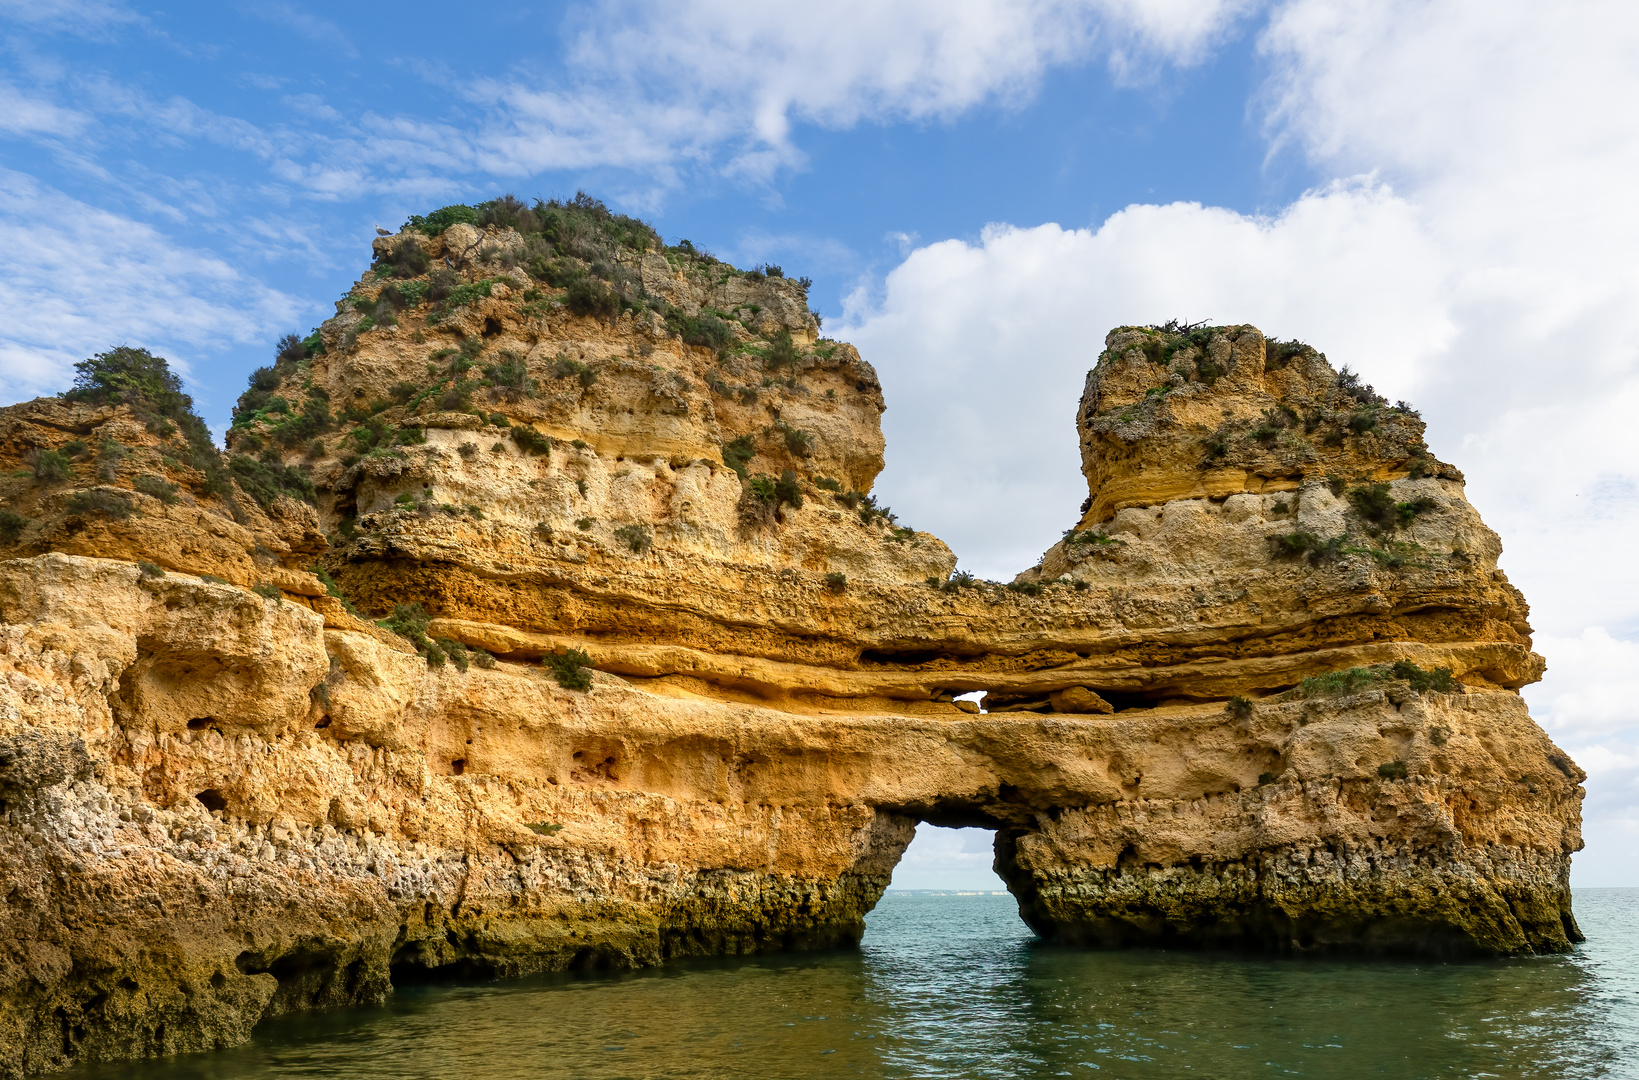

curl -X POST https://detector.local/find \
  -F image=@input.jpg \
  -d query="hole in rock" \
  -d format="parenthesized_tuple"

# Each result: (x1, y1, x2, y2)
(869, 824, 1026, 941)
(195, 789, 227, 812)
(451, 759, 466, 776)
(482, 317, 502, 338)
(885, 823, 1008, 894)
(186, 717, 214, 730)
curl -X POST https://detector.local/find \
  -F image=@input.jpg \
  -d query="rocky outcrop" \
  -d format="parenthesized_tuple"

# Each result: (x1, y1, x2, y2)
(0, 202, 1583, 1076)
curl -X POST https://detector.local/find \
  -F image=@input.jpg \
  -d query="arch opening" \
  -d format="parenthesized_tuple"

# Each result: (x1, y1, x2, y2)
(869, 822, 1029, 941)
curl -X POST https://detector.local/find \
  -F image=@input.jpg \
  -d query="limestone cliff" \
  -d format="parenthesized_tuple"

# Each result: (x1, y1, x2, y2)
(0, 199, 1583, 1077)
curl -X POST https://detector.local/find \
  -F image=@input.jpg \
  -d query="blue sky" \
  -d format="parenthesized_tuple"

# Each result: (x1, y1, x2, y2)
(3, 0, 1307, 425)
(3, 0, 1638, 888)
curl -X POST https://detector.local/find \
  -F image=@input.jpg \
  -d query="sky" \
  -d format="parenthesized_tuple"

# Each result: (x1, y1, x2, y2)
(1, 0, 1635, 889)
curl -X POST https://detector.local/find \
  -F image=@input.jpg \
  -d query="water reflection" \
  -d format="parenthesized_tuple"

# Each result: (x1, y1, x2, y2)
(75, 890, 1638, 1080)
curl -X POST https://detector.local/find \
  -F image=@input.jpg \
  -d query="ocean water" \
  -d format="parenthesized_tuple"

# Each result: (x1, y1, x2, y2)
(76, 889, 1639, 1080)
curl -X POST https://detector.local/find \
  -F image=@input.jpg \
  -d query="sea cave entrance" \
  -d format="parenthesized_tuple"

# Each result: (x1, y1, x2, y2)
(866, 823, 1031, 944)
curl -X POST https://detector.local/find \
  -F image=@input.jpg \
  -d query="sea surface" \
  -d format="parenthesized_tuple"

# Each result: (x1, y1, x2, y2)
(77, 889, 1639, 1080)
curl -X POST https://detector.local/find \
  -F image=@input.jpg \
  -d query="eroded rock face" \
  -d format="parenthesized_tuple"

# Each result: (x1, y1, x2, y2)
(0, 221, 1582, 1078)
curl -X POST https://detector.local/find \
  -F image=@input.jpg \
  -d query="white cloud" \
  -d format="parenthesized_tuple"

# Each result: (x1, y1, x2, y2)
(476, 0, 1261, 181)
(843, 182, 1451, 574)
(840, 0, 1639, 883)
(0, 0, 136, 34)
(0, 82, 89, 136)
(0, 170, 302, 400)
(889, 824, 1005, 890)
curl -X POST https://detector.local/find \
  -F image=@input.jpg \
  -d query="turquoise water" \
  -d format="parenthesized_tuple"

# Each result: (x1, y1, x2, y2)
(78, 890, 1639, 1079)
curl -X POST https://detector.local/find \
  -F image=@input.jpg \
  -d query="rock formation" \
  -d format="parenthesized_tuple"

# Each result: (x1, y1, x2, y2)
(0, 196, 1583, 1077)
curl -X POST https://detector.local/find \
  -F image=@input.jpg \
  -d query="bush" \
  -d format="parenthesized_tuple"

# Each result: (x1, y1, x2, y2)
(1264, 338, 1312, 371)
(0, 510, 30, 542)
(1389, 660, 1460, 693)
(750, 469, 803, 510)
(815, 477, 842, 492)
(510, 425, 552, 456)
(439, 382, 474, 412)
(575, 517, 595, 530)
(275, 334, 307, 366)
(65, 489, 134, 520)
(427, 268, 459, 305)
(31, 449, 73, 484)
(1226, 696, 1254, 720)
(251, 581, 282, 602)
(552, 355, 597, 387)
(1270, 530, 1347, 563)
(228, 455, 316, 507)
(378, 603, 450, 665)
(484, 355, 532, 394)
(134, 473, 180, 505)
(824, 571, 846, 593)
(137, 560, 165, 579)
(272, 396, 333, 448)
(764, 329, 800, 369)
(614, 524, 652, 554)
(477, 194, 535, 232)
(1347, 407, 1379, 434)
(473, 648, 497, 670)
(565, 277, 619, 320)
(678, 313, 733, 352)
(437, 636, 470, 672)
(1297, 666, 1378, 697)
(1347, 483, 1400, 531)
(406, 204, 478, 236)
(1396, 496, 1438, 527)
(1336, 366, 1385, 406)
(544, 648, 594, 690)
(780, 424, 813, 457)
(380, 239, 430, 278)
(722, 434, 756, 479)
(1377, 760, 1409, 780)
(854, 493, 896, 526)
(96, 439, 127, 482)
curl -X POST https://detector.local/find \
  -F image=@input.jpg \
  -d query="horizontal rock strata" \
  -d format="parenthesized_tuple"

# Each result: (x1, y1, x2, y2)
(0, 202, 1583, 1077)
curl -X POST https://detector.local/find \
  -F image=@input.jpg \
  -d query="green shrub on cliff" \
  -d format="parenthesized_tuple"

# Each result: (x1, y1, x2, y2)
(1270, 530, 1347, 563)
(0, 510, 29, 542)
(30, 449, 73, 484)
(552, 355, 598, 388)
(721, 435, 756, 479)
(65, 489, 134, 520)
(614, 524, 652, 554)
(1294, 661, 1461, 700)
(544, 648, 594, 690)
(405, 204, 478, 236)
(763, 329, 801, 369)
(748, 469, 802, 510)
(510, 426, 552, 456)
(134, 474, 179, 505)
(1389, 660, 1460, 693)
(1347, 483, 1438, 532)
(378, 603, 459, 667)
(228, 455, 316, 507)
